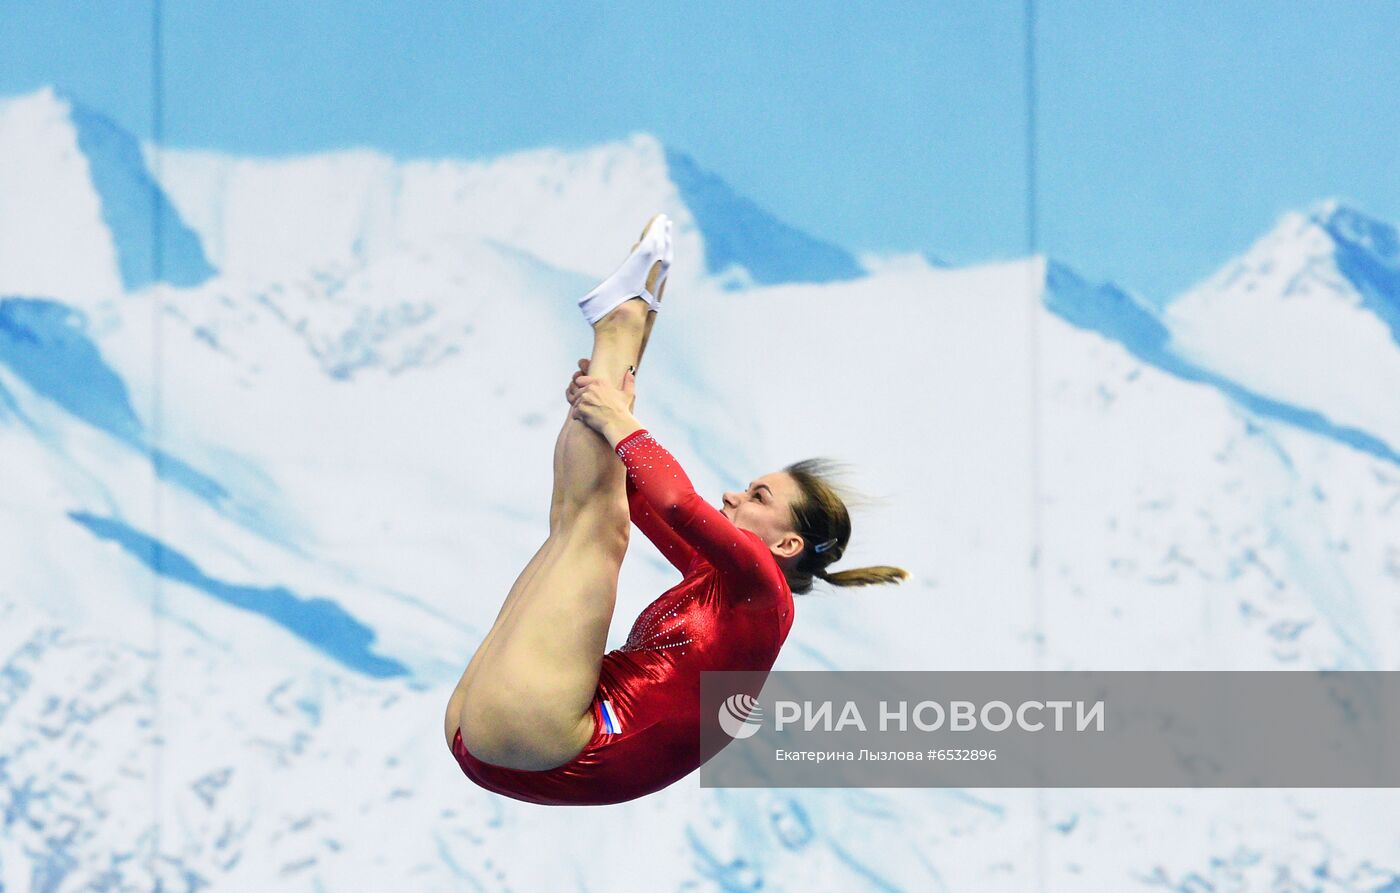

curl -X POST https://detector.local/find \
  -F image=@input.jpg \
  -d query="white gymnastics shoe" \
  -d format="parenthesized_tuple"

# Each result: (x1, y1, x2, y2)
(578, 213, 673, 325)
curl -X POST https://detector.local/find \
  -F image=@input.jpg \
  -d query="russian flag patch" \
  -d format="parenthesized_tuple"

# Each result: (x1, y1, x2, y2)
(599, 699, 621, 734)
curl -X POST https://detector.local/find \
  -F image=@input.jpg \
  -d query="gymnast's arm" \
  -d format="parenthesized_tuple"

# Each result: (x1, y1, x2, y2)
(572, 368, 772, 581)
(626, 474, 699, 574)
(607, 428, 770, 582)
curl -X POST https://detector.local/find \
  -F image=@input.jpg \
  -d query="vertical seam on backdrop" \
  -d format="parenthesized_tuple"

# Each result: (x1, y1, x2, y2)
(150, 0, 166, 875)
(1024, 1, 1047, 891)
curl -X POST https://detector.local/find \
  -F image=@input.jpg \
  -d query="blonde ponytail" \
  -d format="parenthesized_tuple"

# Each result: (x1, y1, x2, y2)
(815, 566, 911, 588)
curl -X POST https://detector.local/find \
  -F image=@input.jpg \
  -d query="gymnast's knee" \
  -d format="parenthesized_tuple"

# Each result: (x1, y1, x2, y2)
(555, 495, 630, 554)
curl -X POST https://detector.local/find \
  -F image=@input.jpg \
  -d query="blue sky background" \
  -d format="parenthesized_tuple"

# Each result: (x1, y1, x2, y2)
(2, 0, 1397, 300)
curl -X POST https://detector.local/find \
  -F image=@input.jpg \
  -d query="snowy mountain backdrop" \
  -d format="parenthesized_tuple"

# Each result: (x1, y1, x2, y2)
(2, 86, 1399, 891)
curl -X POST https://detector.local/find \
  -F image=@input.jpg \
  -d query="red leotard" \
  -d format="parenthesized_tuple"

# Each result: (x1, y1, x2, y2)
(450, 428, 795, 805)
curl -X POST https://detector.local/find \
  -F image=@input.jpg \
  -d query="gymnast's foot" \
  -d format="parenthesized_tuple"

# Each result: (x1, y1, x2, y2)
(578, 213, 672, 329)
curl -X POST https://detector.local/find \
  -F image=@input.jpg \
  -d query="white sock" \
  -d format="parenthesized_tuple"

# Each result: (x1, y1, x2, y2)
(578, 215, 673, 325)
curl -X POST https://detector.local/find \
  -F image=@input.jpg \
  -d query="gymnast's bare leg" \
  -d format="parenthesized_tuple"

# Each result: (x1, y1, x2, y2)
(444, 224, 664, 770)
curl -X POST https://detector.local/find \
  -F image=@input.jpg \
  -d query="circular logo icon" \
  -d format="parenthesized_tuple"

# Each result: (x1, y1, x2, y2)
(717, 693, 764, 739)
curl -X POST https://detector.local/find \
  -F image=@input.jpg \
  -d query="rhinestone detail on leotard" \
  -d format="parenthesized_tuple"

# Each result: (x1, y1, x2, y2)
(619, 592, 695, 653)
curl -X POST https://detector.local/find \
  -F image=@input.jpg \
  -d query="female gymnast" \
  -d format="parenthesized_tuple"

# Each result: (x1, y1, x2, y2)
(443, 213, 909, 805)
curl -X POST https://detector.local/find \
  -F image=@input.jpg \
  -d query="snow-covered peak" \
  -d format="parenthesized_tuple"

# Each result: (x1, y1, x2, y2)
(1163, 201, 1400, 453)
(1, 83, 860, 306)
(0, 88, 125, 303)
(0, 88, 214, 303)
(1175, 208, 1337, 310)
(152, 128, 861, 291)
(1172, 200, 1398, 319)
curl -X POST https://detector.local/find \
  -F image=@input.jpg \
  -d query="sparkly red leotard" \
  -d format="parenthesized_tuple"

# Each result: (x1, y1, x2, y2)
(451, 428, 795, 805)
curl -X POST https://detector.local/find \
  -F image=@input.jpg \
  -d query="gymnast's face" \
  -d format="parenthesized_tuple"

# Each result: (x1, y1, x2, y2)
(721, 472, 807, 563)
